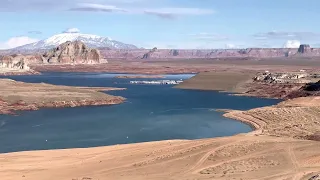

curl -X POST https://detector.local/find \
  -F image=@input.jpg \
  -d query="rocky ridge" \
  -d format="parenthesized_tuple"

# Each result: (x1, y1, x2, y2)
(2, 44, 320, 60)
(100, 44, 320, 59)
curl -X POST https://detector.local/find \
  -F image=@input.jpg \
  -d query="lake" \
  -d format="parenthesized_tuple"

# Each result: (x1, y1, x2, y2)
(0, 73, 281, 153)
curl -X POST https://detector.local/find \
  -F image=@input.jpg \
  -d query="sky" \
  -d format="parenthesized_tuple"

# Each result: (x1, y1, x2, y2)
(0, 0, 320, 49)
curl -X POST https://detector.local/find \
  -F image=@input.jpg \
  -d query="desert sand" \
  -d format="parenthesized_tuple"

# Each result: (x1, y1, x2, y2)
(1, 96, 320, 180)
(31, 58, 320, 75)
(176, 71, 255, 93)
(0, 79, 125, 114)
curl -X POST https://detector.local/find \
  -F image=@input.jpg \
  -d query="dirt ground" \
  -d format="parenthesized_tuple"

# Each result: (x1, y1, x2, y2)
(176, 71, 255, 93)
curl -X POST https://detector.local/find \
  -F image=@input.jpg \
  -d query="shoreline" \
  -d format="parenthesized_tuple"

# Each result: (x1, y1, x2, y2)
(0, 97, 320, 179)
(0, 79, 126, 115)
(1, 96, 320, 179)
(0, 70, 41, 76)
(1, 72, 320, 179)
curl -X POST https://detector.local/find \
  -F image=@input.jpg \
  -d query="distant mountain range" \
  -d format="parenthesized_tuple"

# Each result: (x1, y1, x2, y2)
(13, 32, 138, 50)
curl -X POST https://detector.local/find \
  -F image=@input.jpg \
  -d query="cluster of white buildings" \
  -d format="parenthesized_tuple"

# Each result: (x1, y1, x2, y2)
(130, 80, 183, 85)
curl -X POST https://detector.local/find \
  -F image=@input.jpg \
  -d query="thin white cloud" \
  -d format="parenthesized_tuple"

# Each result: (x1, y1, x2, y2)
(63, 28, 81, 33)
(0, 0, 146, 11)
(189, 33, 228, 41)
(225, 44, 237, 49)
(144, 8, 215, 19)
(28, 31, 42, 35)
(283, 40, 301, 48)
(0, 36, 39, 49)
(69, 3, 127, 12)
(254, 31, 319, 40)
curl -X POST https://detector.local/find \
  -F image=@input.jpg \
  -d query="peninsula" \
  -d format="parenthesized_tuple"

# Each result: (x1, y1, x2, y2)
(0, 79, 125, 115)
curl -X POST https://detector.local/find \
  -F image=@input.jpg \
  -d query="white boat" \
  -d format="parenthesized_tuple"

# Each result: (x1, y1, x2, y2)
(129, 80, 183, 85)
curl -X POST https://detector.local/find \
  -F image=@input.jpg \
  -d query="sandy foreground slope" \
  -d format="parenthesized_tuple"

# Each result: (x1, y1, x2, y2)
(1, 96, 320, 180)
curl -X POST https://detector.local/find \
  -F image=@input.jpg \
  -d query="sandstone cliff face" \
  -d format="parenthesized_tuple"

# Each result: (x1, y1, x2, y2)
(42, 41, 107, 64)
(0, 54, 30, 70)
(3, 43, 320, 60)
(100, 45, 320, 60)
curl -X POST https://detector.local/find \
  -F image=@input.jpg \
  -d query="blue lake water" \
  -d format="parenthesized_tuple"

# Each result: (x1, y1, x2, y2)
(0, 73, 281, 153)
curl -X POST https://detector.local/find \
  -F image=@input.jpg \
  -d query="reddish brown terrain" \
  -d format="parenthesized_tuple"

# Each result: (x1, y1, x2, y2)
(99, 44, 320, 59)
(177, 70, 320, 100)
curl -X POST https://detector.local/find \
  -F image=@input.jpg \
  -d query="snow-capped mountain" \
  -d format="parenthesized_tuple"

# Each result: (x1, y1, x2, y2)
(13, 31, 138, 50)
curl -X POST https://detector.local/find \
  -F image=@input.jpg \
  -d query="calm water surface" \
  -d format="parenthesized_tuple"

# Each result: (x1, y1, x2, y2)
(0, 73, 281, 153)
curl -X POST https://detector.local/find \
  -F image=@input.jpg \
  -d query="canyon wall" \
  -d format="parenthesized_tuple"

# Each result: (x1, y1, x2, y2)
(100, 45, 320, 60)
(2, 44, 320, 61)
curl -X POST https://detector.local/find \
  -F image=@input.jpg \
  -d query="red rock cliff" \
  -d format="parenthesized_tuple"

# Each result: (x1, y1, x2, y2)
(42, 41, 107, 64)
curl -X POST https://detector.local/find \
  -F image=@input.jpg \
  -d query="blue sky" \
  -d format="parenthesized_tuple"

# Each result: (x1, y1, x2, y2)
(0, 0, 320, 49)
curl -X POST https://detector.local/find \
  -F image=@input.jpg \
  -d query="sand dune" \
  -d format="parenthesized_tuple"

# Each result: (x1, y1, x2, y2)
(0, 136, 319, 180)
(1, 96, 320, 180)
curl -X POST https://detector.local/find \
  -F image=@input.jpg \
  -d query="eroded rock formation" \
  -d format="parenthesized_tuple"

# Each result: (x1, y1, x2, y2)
(0, 54, 30, 70)
(253, 72, 318, 84)
(298, 44, 311, 53)
(0, 54, 41, 75)
(42, 41, 107, 64)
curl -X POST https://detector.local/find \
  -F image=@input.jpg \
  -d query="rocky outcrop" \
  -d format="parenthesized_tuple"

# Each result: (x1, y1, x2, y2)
(42, 41, 107, 64)
(0, 54, 41, 75)
(142, 47, 158, 59)
(286, 81, 320, 99)
(0, 54, 30, 70)
(253, 72, 314, 84)
(298, 44, 311, 53)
